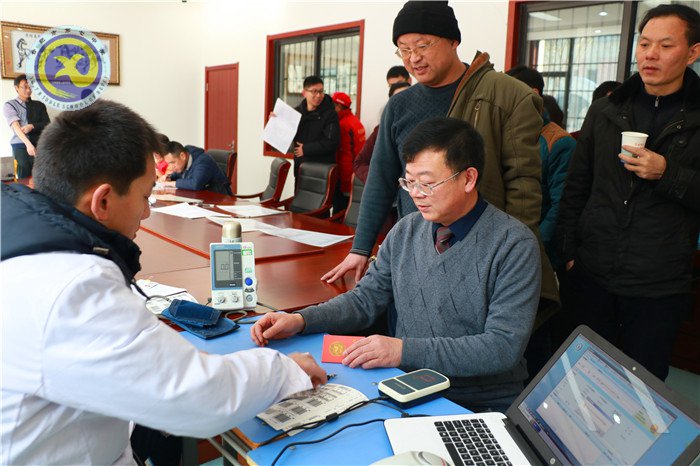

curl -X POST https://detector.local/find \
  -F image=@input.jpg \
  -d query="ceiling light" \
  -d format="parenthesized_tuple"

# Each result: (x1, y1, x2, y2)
(529, 12, 562, 22)
(595, 29, 602, 34)
(599, 11, 608, 17)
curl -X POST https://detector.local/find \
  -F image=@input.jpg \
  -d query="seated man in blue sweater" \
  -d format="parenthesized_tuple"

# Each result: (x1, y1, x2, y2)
(252, 118, 542, 413)
(160, 141, 232, 194)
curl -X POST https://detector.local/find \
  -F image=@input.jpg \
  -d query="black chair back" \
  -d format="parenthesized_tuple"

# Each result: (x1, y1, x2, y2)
(343, 175, 364, 228)
(289, 163, 337, 216)
(207, 149, 236, 183)
(261, 158, 291, 203)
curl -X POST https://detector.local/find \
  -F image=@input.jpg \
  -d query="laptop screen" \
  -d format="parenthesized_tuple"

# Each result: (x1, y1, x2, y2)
(517, 334, 699, 465)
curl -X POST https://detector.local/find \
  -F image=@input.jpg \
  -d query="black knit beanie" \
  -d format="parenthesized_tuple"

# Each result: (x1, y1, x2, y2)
(392, 1, 461, 45)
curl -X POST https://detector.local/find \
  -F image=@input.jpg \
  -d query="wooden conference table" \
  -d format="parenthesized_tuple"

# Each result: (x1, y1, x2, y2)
(136, 188, 358, 311)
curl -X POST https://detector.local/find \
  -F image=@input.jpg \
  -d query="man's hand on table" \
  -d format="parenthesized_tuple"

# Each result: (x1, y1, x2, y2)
(251, 312, 305, 346)
(342, 335, 402, 369)
(321, 252, 369, 284)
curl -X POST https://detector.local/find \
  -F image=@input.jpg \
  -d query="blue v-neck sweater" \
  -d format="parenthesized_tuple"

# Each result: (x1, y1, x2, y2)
(300, 204, 541, 408)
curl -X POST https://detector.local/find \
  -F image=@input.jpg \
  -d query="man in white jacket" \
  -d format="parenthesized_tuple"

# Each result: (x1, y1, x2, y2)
(0, 99, 326, 465)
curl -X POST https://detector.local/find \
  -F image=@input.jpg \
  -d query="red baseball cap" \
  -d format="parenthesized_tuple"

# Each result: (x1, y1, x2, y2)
(332, 92, 352, 107)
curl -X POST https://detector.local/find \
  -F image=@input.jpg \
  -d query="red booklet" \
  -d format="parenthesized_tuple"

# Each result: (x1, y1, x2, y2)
(321, 334, 364, 363)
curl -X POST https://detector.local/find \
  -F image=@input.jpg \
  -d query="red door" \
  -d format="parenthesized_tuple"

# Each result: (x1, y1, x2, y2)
(205, 63, 238, 191)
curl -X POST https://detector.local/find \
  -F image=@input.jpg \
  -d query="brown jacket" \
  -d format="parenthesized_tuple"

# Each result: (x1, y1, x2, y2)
(447, 52, 559, 313)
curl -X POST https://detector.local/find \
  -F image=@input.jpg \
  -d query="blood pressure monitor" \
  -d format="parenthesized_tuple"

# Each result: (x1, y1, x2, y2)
(210, 242, 257, 310)
(378, 369, 450, 407)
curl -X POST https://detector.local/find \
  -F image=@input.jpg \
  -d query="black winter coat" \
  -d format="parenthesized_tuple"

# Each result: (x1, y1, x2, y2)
(557, 69, 700, 297)
(293, 94, 340, 175)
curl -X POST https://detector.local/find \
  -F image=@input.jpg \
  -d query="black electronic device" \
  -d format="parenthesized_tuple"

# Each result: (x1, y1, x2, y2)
(378, 369, 450, 408)
(163, 299, 221, 327)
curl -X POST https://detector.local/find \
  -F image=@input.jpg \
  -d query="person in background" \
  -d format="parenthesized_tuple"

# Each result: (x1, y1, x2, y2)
(386, 65, 412, 86)
(331, 92, 366, 214)
(154, 133, 170, 177)
(592, 80, 622, 102)
(506, 65, 576, 380)
(253, 118, 541, 413)
(1, 99, 326, 465)
(3, 74, 50, 179)
(159, 141, 232, 195)
(354, 81, 411, 184)
(557, 4, 700, 381)
(324, 1, 557, 348)
(506, 66, 575, 272)
(290, 75, 340, 180)
(542, 95, 564, 128)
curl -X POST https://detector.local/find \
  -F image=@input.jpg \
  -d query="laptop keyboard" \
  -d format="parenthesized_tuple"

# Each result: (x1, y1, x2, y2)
(435, 419, 512, 466)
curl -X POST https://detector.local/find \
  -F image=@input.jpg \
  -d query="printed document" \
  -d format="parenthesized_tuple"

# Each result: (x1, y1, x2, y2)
(257, 384, 368, 434)
(206, 216, 277, 233)
(215, 204, 286, 218)
(262, 98, 301, 154)
(151, 202, 229, 219)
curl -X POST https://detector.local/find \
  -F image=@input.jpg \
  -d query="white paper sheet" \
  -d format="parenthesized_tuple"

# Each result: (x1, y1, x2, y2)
(135, 279, 199, 315)
(153, 194, 203, 204)
(206, 216, 278, 233)
(151, 202, 229, 219)
(215, 204, 286, 218)
(262, 98, 302, 154)
(261, 227, 353, 247)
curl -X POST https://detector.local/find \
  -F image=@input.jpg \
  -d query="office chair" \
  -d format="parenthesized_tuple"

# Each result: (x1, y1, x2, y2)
(276, 162, 338, 218)
(330, 174, 364, 228)
(232, 157, 290, 205)
(207, 149, 237, 185)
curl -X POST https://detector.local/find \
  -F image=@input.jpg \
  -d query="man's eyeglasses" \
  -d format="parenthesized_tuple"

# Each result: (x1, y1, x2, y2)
(304, 88, 325, 96)
(395, 38, 441, 59)
(398, 170, 463, 196)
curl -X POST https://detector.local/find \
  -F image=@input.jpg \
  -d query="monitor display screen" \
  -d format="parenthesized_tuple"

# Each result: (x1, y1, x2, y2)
(213, 249, 242, 288)
(518, 335, 699, 465)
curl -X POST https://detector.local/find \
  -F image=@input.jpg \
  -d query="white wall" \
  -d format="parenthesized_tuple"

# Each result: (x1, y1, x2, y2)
(1, 0, 508, 195)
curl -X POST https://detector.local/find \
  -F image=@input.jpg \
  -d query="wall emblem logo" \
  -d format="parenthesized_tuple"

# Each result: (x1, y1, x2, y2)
(26, 26, 109, 111)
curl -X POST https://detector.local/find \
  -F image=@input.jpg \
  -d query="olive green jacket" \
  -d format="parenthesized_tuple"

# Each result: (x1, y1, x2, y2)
(447, 52, 560, 312)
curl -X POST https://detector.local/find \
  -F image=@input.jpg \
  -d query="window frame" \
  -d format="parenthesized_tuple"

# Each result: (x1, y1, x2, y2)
(263, 20, 365, 157)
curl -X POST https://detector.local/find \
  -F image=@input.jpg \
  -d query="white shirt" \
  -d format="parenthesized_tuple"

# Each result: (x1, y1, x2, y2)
(1, 252, 311, 465)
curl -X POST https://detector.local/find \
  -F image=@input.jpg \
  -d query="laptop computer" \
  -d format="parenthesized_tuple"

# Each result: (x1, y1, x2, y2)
(384, 325, 700, 466)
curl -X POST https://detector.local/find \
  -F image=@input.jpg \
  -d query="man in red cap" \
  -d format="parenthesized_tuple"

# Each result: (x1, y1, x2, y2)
(331, 92, 366, 214)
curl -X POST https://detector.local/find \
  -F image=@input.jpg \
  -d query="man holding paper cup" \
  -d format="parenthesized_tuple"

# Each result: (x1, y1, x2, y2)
(557, 4, 700, 381)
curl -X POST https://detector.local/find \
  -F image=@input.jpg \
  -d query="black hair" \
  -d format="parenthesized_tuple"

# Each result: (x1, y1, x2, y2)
(155, 133, 170, 156)
(386, 65, 410, 81)
(639, 4, 700, 46)
(402, 117, 484, 178)
(542, 95, 564, 127)
(164, 140, 186, 157)
(506, 65, 544, 96)
(303, 75, 323, 89)
(34, 99, 160, 205)
(592, 81, 622, 102)
(389, 81, 411, 97)
(14, 74, 27, 87)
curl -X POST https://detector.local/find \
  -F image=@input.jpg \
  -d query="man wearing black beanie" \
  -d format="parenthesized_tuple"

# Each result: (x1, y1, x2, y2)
(323, 0, 559, 412)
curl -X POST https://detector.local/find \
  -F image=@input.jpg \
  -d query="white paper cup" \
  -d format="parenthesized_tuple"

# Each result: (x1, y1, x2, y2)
(621, 131, 648, 161)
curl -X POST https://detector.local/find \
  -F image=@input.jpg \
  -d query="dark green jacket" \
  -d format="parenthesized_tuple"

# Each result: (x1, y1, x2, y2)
(447, 52, 559, 308)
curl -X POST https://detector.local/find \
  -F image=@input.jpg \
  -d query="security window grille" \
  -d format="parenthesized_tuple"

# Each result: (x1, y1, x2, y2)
(520, 1, 700, 133)
(524, 2, 624, 132)
(275, 29, 361, 113)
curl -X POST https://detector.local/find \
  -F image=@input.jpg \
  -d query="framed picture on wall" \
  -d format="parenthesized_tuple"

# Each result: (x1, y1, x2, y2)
(1, 21, 120, 84)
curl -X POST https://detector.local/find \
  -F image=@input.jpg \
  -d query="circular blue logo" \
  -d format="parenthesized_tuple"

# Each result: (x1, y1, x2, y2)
(26, 26, 110, 111)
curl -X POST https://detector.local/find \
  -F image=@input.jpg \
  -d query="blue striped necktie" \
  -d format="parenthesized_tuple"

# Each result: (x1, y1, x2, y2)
(435, 226, 453, 254)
